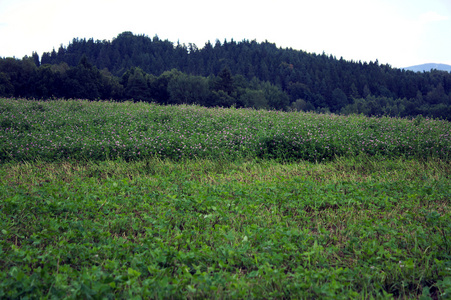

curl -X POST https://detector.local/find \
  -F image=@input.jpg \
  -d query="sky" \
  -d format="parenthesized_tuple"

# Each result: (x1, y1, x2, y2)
(0, 0, 450, 68)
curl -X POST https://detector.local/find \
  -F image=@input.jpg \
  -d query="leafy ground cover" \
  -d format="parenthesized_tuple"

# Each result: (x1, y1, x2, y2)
(1, 157, 450, 298)
(1, 98, 450, 298)
(1, 98, 450, 163)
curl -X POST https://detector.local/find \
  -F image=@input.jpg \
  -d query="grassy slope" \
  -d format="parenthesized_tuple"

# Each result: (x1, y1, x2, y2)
(0, 98, 450, 298)
(1, 98, 450, 163)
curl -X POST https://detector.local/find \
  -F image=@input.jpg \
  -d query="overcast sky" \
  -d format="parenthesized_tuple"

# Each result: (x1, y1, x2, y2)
(0, 0, 450, 68)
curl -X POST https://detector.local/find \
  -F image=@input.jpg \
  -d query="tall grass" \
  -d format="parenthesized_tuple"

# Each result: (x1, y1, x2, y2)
(1, 98, 450, 163)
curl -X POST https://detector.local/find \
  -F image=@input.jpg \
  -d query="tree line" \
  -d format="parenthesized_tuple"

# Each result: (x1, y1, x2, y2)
(1, 31, 450, 119)
(0, 56, 288, 110)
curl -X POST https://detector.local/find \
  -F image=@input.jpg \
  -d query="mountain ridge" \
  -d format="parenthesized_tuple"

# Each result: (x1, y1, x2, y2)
(402, 63, 451, 73)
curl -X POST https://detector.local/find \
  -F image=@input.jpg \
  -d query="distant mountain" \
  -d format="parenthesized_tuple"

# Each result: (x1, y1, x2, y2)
(403, 63, 451, 73)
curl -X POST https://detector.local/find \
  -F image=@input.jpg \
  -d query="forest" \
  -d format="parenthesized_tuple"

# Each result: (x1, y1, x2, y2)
(1, 31, 450, 119)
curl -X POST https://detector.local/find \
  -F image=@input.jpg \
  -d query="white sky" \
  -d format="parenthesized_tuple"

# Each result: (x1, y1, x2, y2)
(0, 0, 450, 68)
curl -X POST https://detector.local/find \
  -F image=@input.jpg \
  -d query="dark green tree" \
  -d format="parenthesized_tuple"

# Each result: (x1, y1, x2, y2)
(240, 89, 268, 109)
(63, 56, 102, 99)
(262, 82, 289, 110)
(32, 52, 40, 67)
(0, 57, 37, 97)
(167, 73, 210, 105)
(122, 67, 151, 101)
(330, 88, 349, 112)
(149, 69, 182, 104)
(0, 72, 14, 97)
(214, 67, 235, 95)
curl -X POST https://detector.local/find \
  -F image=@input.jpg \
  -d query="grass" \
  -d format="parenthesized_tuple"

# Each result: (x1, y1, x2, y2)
(1, 98, 450, 163)
(1, 98, 451, 299)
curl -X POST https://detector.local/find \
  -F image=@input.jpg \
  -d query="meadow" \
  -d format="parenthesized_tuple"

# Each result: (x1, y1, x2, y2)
(1, 98, 450, 163)
(0, 98, 450, 299)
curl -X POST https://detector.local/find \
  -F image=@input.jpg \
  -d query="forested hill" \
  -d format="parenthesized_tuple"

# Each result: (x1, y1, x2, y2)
(1, 31, 451, 119)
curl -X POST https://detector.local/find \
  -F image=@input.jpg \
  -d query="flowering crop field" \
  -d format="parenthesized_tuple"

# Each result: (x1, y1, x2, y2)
(1, 98, 450, 163)
(1, 98, 450, 299)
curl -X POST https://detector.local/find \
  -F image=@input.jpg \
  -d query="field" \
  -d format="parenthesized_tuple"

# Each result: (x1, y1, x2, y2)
(1, 98, 450, 299)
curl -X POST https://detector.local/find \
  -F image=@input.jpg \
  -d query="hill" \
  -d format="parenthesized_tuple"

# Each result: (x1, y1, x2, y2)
(1, 31, 451, 119)
(403, 63, 451, 73)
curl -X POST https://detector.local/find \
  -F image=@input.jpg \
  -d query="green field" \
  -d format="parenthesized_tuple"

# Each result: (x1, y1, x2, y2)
(1, 98, 450, 299)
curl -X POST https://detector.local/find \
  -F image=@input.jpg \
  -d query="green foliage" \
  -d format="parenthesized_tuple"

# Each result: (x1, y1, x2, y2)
(2, 32, 451, 118)
(167, 73, 210, 105)
(32, 32, 451, 117)
(0, 156, 450, 298)
(1, 98, 450, 163)
(0, 72, 14, 97)
(121, 67, 152, 101)
(240, 89, 268, 109)
(330, 88, 349, 112)
(0, 98, 449, 296)
(214, 67, 235, 95)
